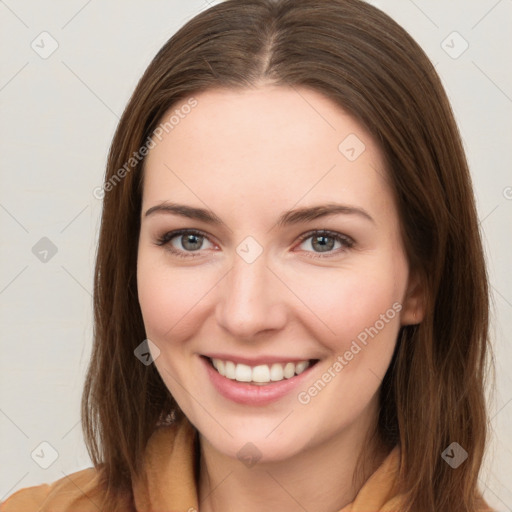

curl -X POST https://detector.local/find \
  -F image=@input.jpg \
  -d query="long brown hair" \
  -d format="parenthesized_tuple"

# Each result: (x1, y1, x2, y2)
(81, 1, 494, 510)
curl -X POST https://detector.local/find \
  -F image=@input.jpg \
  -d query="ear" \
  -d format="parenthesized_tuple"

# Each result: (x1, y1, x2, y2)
(400, 269, 426, 326)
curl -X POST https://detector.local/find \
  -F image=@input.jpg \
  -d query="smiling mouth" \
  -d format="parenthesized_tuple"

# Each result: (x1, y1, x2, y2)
(202, 356, 319, 385)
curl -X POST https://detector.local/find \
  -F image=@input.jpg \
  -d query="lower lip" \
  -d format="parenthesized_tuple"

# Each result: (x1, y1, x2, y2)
(200, 356, 318, 406)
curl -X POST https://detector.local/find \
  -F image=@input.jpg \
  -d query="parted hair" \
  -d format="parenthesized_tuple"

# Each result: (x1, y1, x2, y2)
(81, 1, 494, 510)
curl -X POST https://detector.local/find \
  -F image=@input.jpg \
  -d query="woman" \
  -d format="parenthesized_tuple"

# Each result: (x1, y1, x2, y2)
(0, 0, 495, 511)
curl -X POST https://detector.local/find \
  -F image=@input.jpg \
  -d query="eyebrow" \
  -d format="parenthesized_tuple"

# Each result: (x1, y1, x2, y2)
(144, 202, 375, 227)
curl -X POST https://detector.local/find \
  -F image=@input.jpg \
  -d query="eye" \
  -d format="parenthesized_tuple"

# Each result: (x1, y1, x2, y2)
(155, 228, 354, 259)
(295, 230, 354, 258)
(155, 229, 216, 258)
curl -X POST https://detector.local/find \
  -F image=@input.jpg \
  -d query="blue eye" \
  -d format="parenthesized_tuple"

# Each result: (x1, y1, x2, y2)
(155, 229, 354, 259)
(155, 229, 214, 258)
(295, 230, 354, 257)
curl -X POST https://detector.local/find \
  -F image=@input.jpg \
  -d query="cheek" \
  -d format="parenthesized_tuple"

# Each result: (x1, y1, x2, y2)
(290, 263, 404, 351)
(292, 263, 405, 419)
(136, 254, 213, 342)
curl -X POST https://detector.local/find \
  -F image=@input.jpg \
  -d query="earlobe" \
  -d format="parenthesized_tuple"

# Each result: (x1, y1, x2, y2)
(400, 271, 426, 326)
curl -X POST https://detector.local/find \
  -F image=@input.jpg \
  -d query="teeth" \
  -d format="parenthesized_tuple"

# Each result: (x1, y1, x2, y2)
(295, 361, 309, 374)
(225, 360, 236, 379)
(235, 363, 252, 382)
(269, 363, 283, 381)
(210, 358, 312, 384)
(283, 362, 295, 379)
(252, 364, 270, 383)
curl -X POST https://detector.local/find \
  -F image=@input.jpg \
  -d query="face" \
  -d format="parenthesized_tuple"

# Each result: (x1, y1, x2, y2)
(137, 85, 421, 463)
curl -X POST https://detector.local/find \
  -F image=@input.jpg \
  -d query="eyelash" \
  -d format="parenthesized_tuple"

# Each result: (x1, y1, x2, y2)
(155, 228, 355, 259)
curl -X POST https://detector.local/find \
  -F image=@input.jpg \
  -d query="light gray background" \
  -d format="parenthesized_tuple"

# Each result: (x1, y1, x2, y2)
(0, 0, 511, 509)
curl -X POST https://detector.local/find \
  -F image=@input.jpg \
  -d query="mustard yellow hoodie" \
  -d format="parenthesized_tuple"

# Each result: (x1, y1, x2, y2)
(0, 416, 494, 512)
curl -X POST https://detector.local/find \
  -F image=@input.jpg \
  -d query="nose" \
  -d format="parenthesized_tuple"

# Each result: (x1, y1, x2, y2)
(215, 249, 288, 340)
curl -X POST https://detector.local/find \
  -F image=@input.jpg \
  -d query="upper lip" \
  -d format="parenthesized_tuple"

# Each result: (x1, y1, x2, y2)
(202, 353, 318, 366)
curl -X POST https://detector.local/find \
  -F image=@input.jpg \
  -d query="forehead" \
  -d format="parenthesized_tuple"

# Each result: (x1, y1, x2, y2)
(142, 85, 393, 225)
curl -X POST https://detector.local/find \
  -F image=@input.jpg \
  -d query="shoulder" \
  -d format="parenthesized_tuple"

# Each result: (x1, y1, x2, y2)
(0, 466, 120, 512)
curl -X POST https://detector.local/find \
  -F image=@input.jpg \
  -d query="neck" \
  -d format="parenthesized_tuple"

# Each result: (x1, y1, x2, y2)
(197, 410, 389, 512)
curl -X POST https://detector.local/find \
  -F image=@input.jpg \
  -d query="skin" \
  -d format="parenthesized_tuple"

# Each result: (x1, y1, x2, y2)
(137, 84, 424, 512)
